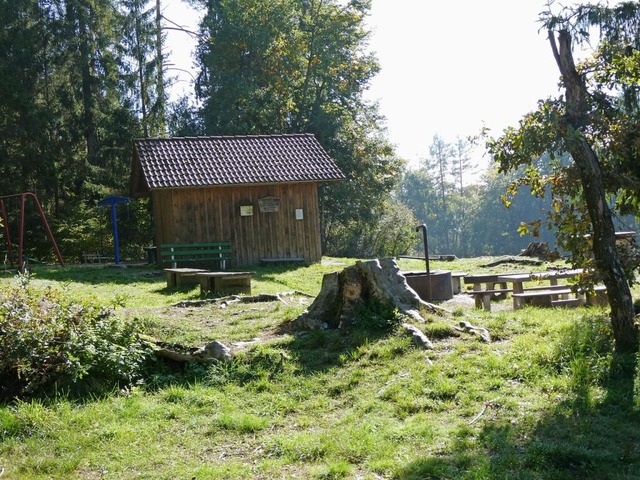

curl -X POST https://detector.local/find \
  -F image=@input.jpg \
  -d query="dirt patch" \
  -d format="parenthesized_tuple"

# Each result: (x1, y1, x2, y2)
(440, 292, 513, 312)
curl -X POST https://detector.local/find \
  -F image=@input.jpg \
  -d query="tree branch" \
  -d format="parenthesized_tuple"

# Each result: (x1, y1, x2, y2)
(548, 29, 562, 71)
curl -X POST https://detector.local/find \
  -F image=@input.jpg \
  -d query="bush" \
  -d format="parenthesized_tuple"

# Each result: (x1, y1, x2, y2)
(0, 275, 153, 399)
(352, 298, 404, 332)
(55, 198, 153, 263)
(325, 200, 418, 258)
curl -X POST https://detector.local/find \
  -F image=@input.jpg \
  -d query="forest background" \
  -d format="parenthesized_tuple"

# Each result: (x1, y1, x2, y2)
(1, 0, 637, 264)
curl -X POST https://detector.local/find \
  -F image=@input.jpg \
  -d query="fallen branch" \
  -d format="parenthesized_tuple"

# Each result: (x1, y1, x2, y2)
(453, 321, 491, 343)
(172, 297, 226, 308)
(282, 290, 315, 298)
(171, 291, 309, 308)
(480, 256, 543, 267)
(154, 340, 232, 363)
(240, 293, 286, 304)
(468, 398, 498, 425)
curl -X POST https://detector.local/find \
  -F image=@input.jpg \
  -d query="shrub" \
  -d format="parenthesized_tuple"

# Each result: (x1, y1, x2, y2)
(325, 200, 418, 258)
(352, 298, 404, 332)
(0, 275, 153, 399)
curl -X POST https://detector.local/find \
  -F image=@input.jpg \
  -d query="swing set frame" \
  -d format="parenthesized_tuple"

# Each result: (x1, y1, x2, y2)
(0, 192, 64, 271)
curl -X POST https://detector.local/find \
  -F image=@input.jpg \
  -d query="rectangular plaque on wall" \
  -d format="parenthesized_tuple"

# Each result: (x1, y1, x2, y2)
(258, 196, 280, 213)
(240, 205, 253, 216)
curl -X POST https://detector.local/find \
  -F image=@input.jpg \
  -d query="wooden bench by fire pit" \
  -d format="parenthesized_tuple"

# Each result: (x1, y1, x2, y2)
(197, 271, 256, 295)
(471, 288, 513, 311)
(512, 285, 607, 309)
(165, 268, 208, 288)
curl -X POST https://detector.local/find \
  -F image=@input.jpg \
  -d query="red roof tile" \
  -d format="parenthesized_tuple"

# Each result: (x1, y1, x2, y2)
(133, 134, 344, 189)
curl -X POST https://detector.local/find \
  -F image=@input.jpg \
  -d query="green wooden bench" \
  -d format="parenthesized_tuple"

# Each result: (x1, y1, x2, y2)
(160, 242, 234, 269)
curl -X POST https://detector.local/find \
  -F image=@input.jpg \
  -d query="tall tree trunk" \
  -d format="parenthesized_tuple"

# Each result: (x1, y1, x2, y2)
(550, 29, 638, 353)
(294, 0, 321, 131)
(78, 8, 98, 167)
(134, 1, 149, 137)
(155, 0, 166, 136)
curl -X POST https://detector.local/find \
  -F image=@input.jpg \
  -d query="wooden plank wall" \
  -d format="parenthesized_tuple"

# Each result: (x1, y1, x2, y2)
(151, 183, 322, 266)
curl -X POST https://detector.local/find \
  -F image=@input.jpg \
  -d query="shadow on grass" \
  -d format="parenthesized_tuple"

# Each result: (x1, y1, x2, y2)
(149, 284, 203, 297)
(23, 261, 310, 287)
(138, 300, 401, 398)
(20, 264, 255, 298)
(23, 263, 165, 286)
(395, 315, 640, 480)
(284, 326, 392, 374)
(144, 324, 393, 395)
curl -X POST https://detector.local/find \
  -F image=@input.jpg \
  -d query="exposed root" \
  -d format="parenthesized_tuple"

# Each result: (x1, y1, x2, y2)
(171, 291, 307, 308)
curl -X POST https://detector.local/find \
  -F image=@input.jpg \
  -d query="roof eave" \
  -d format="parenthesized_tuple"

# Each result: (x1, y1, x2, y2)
(146, 177, 344, 191)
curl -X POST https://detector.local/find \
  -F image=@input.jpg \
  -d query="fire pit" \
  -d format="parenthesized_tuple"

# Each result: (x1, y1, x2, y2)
(403, 270, 453, 301)
(404, 224, 453, 301)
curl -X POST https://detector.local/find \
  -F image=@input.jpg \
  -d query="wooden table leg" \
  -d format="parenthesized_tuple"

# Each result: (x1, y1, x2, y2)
(482, 293, 492, 311)
(473, 285, 483, 309)
(512, 281, 524, 309)
(200, 276, 213, 293)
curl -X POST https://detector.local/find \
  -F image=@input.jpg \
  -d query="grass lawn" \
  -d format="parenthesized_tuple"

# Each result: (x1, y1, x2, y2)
(1, 257, 639, 479)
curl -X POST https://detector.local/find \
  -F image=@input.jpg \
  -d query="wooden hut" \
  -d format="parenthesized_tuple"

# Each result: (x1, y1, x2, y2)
(130, 134, 344, 266)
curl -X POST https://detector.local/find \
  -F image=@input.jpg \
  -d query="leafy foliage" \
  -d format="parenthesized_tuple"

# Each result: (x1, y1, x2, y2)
(486, 4, 640, 264)
(325, 199, 417, 258)
(0, 0, 167, 261)
(486, 2, 640, 353)
(351, 299, 403, 332)
(0, 276, 153, 399)
(194, 0, 403, 255)
(394, 134, 562, 257)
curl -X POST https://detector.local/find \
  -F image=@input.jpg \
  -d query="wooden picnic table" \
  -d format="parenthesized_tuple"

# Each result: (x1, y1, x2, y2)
(463, 273, 522, 310)
(464, 273, 511, 292)
(497, 269, 584, 309)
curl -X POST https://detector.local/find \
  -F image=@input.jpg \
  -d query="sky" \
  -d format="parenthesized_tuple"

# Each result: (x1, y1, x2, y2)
(161, 0, 588, 167)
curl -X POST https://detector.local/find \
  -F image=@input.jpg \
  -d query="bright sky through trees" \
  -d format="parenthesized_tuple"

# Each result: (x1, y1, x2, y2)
(163, 0, 593, 165)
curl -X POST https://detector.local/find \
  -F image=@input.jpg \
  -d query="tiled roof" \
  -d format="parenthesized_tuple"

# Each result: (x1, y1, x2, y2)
(133, 134, 345, 189)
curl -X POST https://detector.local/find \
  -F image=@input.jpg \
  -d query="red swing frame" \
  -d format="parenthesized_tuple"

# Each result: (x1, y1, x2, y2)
(0, 192, 64, 270)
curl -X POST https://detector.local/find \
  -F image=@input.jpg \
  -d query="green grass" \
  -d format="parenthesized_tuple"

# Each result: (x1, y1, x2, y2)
(1, 257, 639, 479)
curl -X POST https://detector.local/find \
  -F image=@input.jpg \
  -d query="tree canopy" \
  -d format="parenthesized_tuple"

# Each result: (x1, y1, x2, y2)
(0, 0, 164, 259)
(193, 0, 403, 255)
(486, 2, 640, 353)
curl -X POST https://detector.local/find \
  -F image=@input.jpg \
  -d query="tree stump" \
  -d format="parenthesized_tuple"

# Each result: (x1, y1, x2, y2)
(519, 242, 553, 260)
(292, 258, 444, 330)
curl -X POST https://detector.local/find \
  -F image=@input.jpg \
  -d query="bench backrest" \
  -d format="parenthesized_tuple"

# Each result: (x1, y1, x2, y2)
(160, 242, 234, 268)
(160, 241, 231, 249)
(160, 242, 232, 252)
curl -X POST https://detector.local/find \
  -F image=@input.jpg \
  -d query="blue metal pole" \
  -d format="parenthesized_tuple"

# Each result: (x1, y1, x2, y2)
(111, 203, 120, 264)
